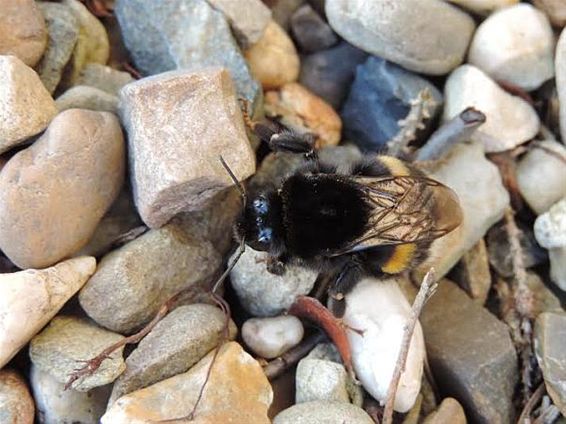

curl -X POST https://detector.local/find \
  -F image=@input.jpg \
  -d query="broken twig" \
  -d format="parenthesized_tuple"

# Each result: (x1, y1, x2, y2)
(517, 383, 545, 424)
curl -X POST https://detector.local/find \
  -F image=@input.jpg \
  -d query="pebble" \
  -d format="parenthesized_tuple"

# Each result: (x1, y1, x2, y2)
(421, 280, 517, 424)
(325, 0, 475, 75)
(534, 311, 566, 415)
(468, 4, 555, 91)
(273, 400, 374, 424)
(36, 1, 80, 94)
(79, 221, 221, 334)
(102, 342, 273, 424)
(535, 198, 566, 290)
(343, 277, 425, 413)
(523, 272, 562, 318)
(29, 316, 126, 392)
(116, 0, 259, 105)
(299, 41, 368, 109)
(0, 55, 58, 153)
(0, 369, 35, 424)
(245, 20, 300, 90)
(242, 315, 304, 359)
(548, 248, 566, 292)
(207, 0, 271, 47)
(56, 85, 119, 113)
(559, 29, 566, 142)
(451, 239, 491, 304)
(0, 0, 47, 67)
(445, 0, 518, 15)
(517, 141, 566, 214)
(422, 397, 467, 424)
(0, 108, 125, 269)
(414, 143, 510, 281)
(341, 56, 442, 152)
(230, 247, 317, 316)
(534, 0, 566, 27)
(443, 65, 540, 152)
(0, 257, 96, 368)
(270, 0, 305, 30)
(76, 63, 134, 96)
(30, 365, 110, 424)
(109, 304, 237, 405)
(265, 82, 342, 148)
(295, 359, 349, 403)
(290, 5, 338, 53)
(119, 67, 255, 228)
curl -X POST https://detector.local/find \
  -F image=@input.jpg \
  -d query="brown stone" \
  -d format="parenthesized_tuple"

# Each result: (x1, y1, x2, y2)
(0, 109, 125, 269)
(0, 369, 35, 424)
(534, 0, 566, 27)
(451, 239, 491, 304)
(423, 397, 467, 424)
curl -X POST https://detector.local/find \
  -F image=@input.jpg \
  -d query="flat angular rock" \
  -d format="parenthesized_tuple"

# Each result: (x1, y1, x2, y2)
(325, 0, 475, 75)
(0, 55, 58, 152)
(102, 342, 273, 424)
(556, 30, 566, 143)
(30, 316, 126, 391)
(56, 85, 119, 113)
(0, 369, 35, 424)
(0, 108, 125, 269)
(242, 315, 304, 359)
(119, 68, 255, 228)
(273, 400, 374, 424)
(290, 4, 338, 53)
(0, 257, 96, 368)
(295, 359, 349, 404)
(421, 280, 518, 424)
(76, 63, 134, 96)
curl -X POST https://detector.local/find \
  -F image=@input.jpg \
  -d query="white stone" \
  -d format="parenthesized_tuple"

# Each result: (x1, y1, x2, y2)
(295, 358, 350, 404)
(517, 141, 566, 214)
(443, 65, 540, 152)
(343, 277, 425, 413)
(242, 315, 304, 359)
(445, 0, 518, 15)
(534, 198, 566, 249)
(556, 29, 566, 142)
(468, 4, 555, 91)
(0, 257, 96, 368)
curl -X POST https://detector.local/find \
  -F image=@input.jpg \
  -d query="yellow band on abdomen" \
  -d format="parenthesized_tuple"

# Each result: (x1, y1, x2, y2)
(382, 243, 417, 274)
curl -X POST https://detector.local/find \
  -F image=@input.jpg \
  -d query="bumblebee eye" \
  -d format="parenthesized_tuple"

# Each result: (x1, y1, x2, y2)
(253, 197, 269, 215)
(258, 227, 272, 243)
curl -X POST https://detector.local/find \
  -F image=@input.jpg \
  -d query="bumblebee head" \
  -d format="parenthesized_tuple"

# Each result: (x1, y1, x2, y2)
(236, 191, 284, 252)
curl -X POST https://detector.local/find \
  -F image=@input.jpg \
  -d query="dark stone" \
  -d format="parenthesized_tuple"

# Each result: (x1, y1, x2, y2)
(421, 280, 518, 424)
(299, 41, 367, 109)
(340, 56, 442, 152)
(266, 0, 305, 31)
(290, 4, 338, 53)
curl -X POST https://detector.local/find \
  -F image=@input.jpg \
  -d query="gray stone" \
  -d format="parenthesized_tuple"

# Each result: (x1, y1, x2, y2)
(273, 400, 374, 424)
(242, 315, 304, 359)
(115, 0, 259, 105)
(306, 343, 342, 363)
(37, 1, 80, 94)
(30, 316, 126, 391)
(421, 280, 518, 424)
(558, 29, 566, 142)
(56, 85, 118, 112)
(295, 359, 349, 403)
(534, 198, 566, 249)
(119, 68, 255, 228)
(290, 4, 338, 53)
(0, 369, 35, 424)
(76, 63, 134, 96)
(549, 247, 566, 291)
(269, 0, 305, 30)
(325, 0, 475, 75)
(109, 304, 237, 405)
(230, 247, 317, 316)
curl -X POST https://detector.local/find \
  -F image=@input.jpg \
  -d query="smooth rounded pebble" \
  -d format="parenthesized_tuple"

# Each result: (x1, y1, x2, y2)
(242, 315, 304, 359)
(445, 0, 518, 15)
(534, 198, 566, 249)
(56, 85, 119, 112)
(468, 4, 555, 91)
(423, 397, 467, 424)
(0, 108, 125, 269)
(76, 63, 134, 96)
(290, 4, 338, 53)
(0, 369, 35, 424)
(534, 0, 566, 27)
(273, 400, 374, 424)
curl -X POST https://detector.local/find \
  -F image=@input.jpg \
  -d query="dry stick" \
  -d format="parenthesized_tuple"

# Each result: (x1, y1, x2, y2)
(382, 268, 437, 424)
(517, 383, 545, 424)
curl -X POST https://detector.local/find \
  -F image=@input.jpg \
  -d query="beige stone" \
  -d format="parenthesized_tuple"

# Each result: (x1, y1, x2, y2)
(0, 369, 35, 424)
(0, 109, 125, 269)
(245, 20, 300, 90)
(423, 397, 467, 424)
(56, 85, 119, 113)
(445, 0, 518, 15)
(534, 0, 566, 27)
(556, 30, 566, 142)
(0, 257, 96, 368)
(0, 0, 47, 66)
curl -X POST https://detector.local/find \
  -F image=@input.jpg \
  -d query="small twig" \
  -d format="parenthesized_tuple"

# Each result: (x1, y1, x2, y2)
(488, 152, 522, 210)
(122, 62, 142, 80)
(517, 383, 545, 424)
(382, 268, 437, 424)
(416, 107, 486, 161)
(533, 405, 560, 424)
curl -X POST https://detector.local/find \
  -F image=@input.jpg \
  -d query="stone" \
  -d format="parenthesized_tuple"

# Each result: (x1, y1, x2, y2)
(30, 316, 126, 391)
(341, 56, 443, 152)
(0, 369, 35, 424)
(273, 400, 374, 424)
(299, 41, 368, 109)
(265, 83, 342, 148)
(520, 272, 562, 318)
(548, 247, 566, 291)
(269, 0, 305, 31)
(0, 55, 58, 152)
(0, 109, 125, 269)
(451, 239, 491, 304)
(119, 68, 255, 228)
(421, 280, 517, 424)
(30, 365, 110, 424)
(230, 247, 317, 316)
(423, 398, 467, 424)
(102, 342, 273, 424)
(445, 0, 518, 15)
(534, 198, 566, 250)
(76, 63, 134, 96)
(517, 141, 566, 214)
(468, 4, 555, 91)
(535, 311, 566, 415)
(206, 0, 271, 47)
(290, 5, 338, 53)
(109, 304, 237, 405)
(56, 85, 119, 112)
(0, 257, 96, 368)
(37, 1, 80, 94)
(245, 20, 300, 90)
(116, 0, 259, 105)
(325, 0, 475, 75)
(343, 277, 425, 413)
(0, 0, 47, 67)
(79, 221, 221, 334)
(295, 359, 349, 404)
(558, 29, 566, 142)
(414, 143, 510, 281)
(534, 0, 566, 27)
(242, 315, 304, 359)
(443, 65, 540, 153)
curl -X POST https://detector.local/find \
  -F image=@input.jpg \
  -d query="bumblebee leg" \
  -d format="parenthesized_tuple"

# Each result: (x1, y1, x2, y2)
(328, 257, 364, 318)
(266, 254, 287, 276)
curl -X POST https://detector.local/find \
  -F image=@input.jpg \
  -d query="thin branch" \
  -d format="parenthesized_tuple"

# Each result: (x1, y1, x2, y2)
(382, 268, 437, 424)
(517, 383, 545, 424)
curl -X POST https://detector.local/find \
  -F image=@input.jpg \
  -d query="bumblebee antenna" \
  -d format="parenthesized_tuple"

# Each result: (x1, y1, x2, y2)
(219, 155, 247, 206)
(212, 237, 246, 294)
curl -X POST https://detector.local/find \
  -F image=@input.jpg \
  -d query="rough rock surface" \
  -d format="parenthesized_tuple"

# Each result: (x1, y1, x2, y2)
(0, 369, 35, 424)
(242, 315, 304, 359)
(295, 359, 350, 404)
(273, 400, 374, 424)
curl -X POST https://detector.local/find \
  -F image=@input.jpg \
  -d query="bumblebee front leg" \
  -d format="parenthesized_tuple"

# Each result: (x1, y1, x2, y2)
(327, 257, 364, 318)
